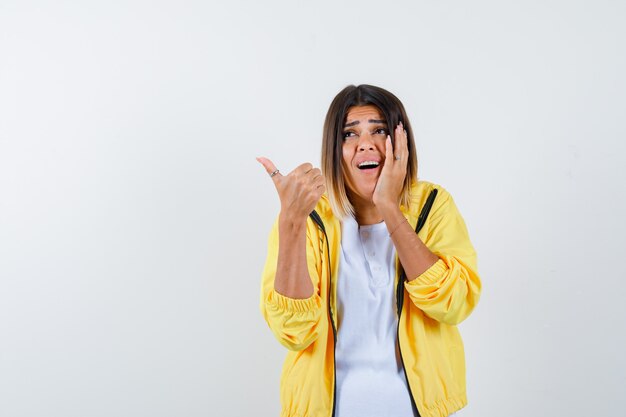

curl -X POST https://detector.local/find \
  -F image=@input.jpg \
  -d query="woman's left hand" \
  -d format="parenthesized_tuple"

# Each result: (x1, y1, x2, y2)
(373, 122, 408, 209)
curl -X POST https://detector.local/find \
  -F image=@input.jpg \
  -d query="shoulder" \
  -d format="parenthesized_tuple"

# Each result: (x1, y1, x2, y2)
(406, 179, 453, 217)
(312, 193, 338, 223)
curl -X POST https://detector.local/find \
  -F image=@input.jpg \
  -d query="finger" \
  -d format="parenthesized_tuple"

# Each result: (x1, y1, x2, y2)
(396, 123, 407, 150)
(402, 123, 409, 151)
(292, 162, 314, 176)
(314, 181, 326, 194)
(395, 123, 409, 165)
(314, 184, 326, 196)
(256, 156, 282, 181)
(401, 124, 409, 166)
(313, 174, 325, 188)
(306, 167, 322, 180)
(385, 135, 393, 166)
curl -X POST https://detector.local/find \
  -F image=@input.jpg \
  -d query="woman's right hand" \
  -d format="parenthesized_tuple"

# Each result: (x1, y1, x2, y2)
(257, 157, 326, 222)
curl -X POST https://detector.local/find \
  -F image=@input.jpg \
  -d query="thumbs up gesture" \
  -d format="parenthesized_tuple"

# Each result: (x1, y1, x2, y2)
(256, 157, 326, 222)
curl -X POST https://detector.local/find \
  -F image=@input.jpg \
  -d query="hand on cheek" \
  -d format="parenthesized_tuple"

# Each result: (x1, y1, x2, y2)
(372, 122, 409, 209)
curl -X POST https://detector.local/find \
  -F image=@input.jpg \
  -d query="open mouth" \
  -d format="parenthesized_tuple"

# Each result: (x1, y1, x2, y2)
(358, 161, 380, 170)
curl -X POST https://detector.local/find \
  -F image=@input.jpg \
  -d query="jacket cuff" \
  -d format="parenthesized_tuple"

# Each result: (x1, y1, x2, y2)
(405, 258, 448, 287)
(266, 289, 322, 313)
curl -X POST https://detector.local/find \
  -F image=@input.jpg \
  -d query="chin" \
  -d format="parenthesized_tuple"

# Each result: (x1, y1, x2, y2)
(348, 184, 376, 203)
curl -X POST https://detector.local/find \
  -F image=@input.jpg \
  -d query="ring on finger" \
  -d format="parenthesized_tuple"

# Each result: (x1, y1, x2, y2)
(270, 169, 280, 177)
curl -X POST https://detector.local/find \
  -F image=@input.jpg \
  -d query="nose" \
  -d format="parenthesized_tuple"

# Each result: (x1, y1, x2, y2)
(357, 132, 376, 151)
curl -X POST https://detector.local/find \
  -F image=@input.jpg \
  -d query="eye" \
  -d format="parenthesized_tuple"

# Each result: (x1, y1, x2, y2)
(374, 128, 388, 135)
(342, 131, 355, 139)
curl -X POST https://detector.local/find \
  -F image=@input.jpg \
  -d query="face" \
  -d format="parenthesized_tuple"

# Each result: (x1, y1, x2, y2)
(341, 105, 389, 201)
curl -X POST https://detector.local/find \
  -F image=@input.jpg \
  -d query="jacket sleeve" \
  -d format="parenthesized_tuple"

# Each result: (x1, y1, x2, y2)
(404, 188, 482, 325)
(259, 217, 324, 351)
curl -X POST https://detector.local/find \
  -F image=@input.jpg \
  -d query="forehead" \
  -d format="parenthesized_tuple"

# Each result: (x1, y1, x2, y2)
(345, 105, 384, 123)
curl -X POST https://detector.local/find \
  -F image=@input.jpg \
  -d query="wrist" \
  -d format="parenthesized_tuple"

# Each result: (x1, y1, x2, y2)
(279, 211, 308, 229)
(376, 201, 401, 218)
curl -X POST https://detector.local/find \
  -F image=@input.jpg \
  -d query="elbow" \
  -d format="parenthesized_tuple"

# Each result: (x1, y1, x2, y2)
(438, 286, 482, 325)
(262, 289, 324, 351)
(274, 328, 321, 351)
(424, 260, 482, 325)
(420, 300, 478, 325)
(435, 306, 474, 325)
(437, 279, 481, 325)
(268, 315, 323, 351)
(408, 276, 481, 325)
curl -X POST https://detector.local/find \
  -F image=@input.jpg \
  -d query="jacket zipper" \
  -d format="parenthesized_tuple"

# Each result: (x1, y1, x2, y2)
(397, 272, 421, 417)
(395, 187, 438, 417)
(328, 271, 337, 417)
(324, 229, 337, 417)
(309, 211, 336, 417)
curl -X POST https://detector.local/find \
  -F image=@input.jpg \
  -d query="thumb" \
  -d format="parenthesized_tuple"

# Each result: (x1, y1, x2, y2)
(256, 157, 282, 182)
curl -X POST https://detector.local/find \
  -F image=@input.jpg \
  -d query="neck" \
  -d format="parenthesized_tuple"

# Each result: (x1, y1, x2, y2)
(349, 192, 383, 225)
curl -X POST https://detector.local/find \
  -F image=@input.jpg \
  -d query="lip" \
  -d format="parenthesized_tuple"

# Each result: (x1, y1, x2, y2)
(355, 156, 382, 165)
(355, 165, 381, 176)
(354, 155, 382, 168)
(354, 162, 382, 175)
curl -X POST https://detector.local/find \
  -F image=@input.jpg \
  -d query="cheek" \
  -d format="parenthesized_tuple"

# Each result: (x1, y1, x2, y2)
(342, 144, 353, 166)
(376, 142, 387, 156)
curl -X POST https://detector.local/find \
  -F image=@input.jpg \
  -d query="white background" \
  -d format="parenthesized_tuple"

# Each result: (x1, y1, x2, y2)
(1, 1, 625, 416)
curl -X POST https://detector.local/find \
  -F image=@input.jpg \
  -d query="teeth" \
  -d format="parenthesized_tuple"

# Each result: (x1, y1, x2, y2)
(358, 161, 380, 168)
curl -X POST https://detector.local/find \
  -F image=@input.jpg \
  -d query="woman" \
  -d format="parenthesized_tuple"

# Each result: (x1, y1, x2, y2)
(257, 84, 481, 417)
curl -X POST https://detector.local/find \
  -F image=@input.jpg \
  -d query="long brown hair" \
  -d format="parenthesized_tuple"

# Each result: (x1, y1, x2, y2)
(321, 84, 418, 218)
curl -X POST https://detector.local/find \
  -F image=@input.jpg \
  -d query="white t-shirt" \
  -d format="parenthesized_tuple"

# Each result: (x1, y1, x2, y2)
(335, 216, 457, 417)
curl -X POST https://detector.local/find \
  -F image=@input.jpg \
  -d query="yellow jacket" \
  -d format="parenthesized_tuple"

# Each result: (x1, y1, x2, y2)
(260, 181, 482, 417)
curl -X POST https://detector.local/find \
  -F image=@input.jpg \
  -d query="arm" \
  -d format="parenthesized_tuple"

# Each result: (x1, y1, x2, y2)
(273, 214, 314, 299)
(399, 189, 481, 325)
(257, 157, 326, 351)
(260, 216, 324, 351)
(380, 204, 440, 280)
(373, 124, 480, 325)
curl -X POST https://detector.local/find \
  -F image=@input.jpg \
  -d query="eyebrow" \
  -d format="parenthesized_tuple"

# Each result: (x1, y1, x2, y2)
(343, 119, 387, 128)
